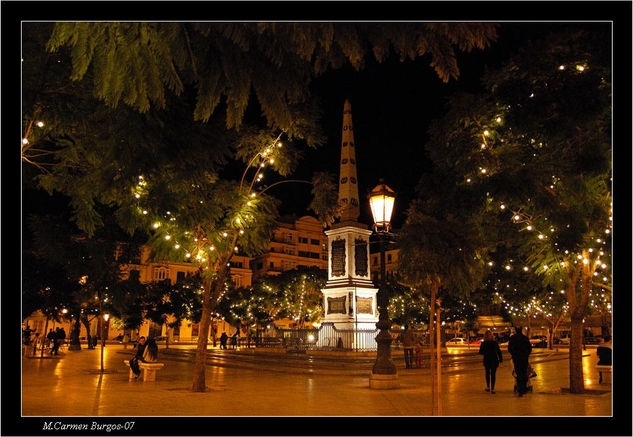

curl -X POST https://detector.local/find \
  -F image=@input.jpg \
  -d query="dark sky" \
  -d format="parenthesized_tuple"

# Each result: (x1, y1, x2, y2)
(271, 23, 566, 228)
(22, 22, 608, 234)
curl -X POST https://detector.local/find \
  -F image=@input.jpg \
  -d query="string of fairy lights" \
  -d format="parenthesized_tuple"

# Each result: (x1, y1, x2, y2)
(26, 62, 612, 328)
(464, 62, 612, 318)
(130, 138, 285, 271)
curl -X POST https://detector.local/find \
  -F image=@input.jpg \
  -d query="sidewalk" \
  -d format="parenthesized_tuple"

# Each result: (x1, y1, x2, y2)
(22, 345, 611, 416)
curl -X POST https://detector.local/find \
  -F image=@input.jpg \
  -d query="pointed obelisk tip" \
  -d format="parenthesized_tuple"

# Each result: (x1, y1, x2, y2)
(344, 99, 351, 110)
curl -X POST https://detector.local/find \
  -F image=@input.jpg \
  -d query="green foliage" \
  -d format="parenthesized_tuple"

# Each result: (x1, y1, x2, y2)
(387, 283, 430, 326)
(414, 28, 611, 329)
(398, 200, 487, 297)
(308, 172, 340, 226)
(217, 267, 326, 327)
(46, 22, 497, 137)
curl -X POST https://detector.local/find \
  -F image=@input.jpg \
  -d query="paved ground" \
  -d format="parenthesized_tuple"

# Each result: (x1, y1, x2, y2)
(22, 344, 611, 417)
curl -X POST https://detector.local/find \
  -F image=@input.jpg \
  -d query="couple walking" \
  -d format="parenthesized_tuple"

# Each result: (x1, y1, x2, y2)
(478, 327, 532, 395)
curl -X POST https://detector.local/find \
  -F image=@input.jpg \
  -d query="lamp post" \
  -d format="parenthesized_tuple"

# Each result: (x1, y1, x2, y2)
(368, 181, 399, 389)
(100, 312, 109, 373)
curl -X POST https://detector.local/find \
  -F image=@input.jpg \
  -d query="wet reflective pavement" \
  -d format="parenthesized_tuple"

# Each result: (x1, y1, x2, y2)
(22, 345, 611, 416)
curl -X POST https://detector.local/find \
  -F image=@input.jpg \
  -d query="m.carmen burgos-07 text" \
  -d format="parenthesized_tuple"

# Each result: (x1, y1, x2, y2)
(42, 421, 135, 431)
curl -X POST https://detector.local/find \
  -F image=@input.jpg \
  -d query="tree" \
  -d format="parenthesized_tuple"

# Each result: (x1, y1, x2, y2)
(219, 267, 326, 330)
(387, 282, 430, 327)
(22, 22, 496, 392)
(398, 190, 488, 415)
(420, 28, 611, 393)
(44, 23, 497, 135)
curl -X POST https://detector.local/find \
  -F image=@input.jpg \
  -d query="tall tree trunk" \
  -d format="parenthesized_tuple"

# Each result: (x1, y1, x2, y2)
(436, 301, 442, 416)
(69, 316, 82, 350)
(548, 313, 563, 351)
(81, 315, 92, 348)
(191, 270, 226, 392)
(569, 314, 585, 393)
(191, 280, 214, 392)
(40, 318, 49, 358)
(526, 312, 532, 338)
(429, 282, 437, 416)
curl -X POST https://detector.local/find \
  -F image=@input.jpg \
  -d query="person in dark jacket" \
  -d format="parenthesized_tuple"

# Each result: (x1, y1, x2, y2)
(50, 328, 63, 355)
(478, 330, 503, 393)
(508, 326, 532, 396)
(129, 336, 147, 379)
(220, 332, 228, 350)
(401, 325, 416, 369)
(230, 330, 239, 350)
(46, 328, 57, 354)
(596, 336, 612, 365)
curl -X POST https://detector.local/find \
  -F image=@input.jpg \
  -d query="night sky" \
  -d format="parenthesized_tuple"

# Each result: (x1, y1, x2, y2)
(271, 22, 582, 228)
(21, 22, 610, 234)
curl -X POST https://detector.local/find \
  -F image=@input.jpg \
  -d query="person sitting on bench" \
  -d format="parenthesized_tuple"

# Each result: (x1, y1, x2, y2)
(597, 336, 612, 365)
(129, 337, 159, 379)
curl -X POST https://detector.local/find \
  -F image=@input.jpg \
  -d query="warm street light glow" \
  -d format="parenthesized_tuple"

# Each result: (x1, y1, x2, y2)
(368, 182, 396, 232)
(103, 313, 110, 321)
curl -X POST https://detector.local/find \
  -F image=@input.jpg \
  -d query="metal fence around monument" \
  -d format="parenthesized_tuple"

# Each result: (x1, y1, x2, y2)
(315, 322, 378, 351)
(272, 323, 378, 351)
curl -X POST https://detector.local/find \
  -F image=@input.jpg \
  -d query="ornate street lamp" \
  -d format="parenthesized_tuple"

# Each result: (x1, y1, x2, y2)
(100, 312, 110, 373)
(368, 180, 399, 389)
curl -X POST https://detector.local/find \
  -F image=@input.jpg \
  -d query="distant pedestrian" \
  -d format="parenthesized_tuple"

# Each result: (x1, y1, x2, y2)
(479, 330, 503, 394)
(23, 326, 33, 346)
(230, 330, 239, 350)
(46, 328, 57, 353)
(508, 326, 532, 396)
(414, 341, 423, 368)
(401, 325, 416, 369)
(122, 333, 130, 349)
(220, 332, 228, 349)
(50, 328, 61, 355)
(57, 328, 66, 353)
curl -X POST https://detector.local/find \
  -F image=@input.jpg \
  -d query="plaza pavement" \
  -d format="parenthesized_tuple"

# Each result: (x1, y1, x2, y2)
(21, 344, 611, 417)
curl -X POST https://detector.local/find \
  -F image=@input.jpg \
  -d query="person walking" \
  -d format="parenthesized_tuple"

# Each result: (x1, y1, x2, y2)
(56, 327, 66, 354)
(414, 340, 424, 369)
(401, 325, 416, 369)
(508, 326, 532, 396)
(122, 333, 130, 349)
(220, 332, 228, 350)
(478, 330, 503, 394)
(46, 328, 57, 354)
(230, 329, 239, 350)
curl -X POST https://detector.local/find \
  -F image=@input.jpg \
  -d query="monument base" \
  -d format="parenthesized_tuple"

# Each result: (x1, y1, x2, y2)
(369, 372, 399, 389)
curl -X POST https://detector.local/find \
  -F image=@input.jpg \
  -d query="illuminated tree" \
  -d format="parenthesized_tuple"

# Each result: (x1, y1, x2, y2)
(22, 22, 495, 392)
(386, 283, 430, 327)
(424, 27, 611, 393)
(220, 267, 326, 329)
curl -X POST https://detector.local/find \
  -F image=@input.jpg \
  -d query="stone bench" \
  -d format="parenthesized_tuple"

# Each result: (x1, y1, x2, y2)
(124, 360, 165, 382)
(596, 364, 611, 384)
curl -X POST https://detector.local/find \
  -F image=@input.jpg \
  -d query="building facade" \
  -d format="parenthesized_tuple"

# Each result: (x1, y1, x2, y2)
(250, 215, 328, 278)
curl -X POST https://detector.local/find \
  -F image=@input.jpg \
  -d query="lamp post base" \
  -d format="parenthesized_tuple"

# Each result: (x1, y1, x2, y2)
(369, 372, 400, 389)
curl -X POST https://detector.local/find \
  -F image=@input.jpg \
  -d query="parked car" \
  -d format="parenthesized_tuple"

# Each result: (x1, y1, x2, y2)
(112, 334, 124, 342)
(584, 336, 603, 345)
(530, 336, 548, 348)
(445, 338, 467, 346)
(468, 337, 483, 345)
(555, 336, 570, 345)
